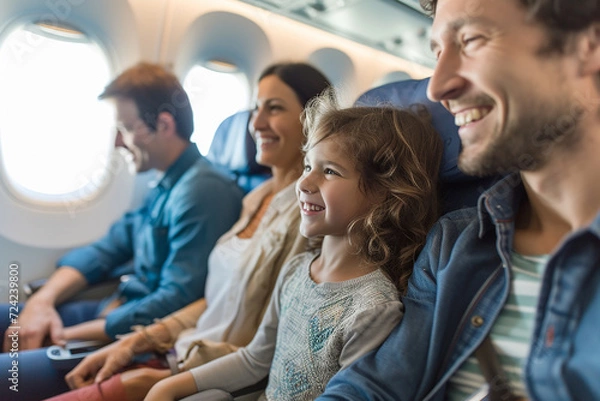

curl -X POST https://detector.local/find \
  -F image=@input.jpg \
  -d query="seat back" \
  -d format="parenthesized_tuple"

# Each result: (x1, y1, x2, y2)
(206, 110, 271, 194)
(355, 78, 499, 214)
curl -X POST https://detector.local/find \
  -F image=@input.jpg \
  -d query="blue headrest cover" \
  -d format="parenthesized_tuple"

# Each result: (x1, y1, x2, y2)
(354, 77, 471, 184)
(206, 110, 271, 193)
(206, 110, 254, 172)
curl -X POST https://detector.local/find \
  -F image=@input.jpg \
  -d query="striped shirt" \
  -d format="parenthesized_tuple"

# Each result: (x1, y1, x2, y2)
(446, 251, 548, 400)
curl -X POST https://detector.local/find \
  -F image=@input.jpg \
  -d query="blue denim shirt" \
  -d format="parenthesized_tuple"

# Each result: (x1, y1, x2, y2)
(318, 173, 600, 401)
(58, 144, 243, 338)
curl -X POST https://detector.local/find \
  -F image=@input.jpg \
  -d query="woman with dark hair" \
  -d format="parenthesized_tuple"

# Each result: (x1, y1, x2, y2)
(42, 62, 331, 401)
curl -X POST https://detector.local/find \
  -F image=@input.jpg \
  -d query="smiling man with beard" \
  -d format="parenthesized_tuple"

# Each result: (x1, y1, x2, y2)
(316, 0, 600, 400)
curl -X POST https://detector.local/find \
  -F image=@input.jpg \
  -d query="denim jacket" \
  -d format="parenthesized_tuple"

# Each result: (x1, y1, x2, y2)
(58, 144, 243, 338)
(318, 173, 600, 401)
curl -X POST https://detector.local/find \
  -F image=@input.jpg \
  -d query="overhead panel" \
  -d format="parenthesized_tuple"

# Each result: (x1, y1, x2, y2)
(237, 0, 435, 68)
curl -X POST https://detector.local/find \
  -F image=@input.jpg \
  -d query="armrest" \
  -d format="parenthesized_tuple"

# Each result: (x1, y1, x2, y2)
(179, 377, 268, 401)
(230, 377, 268, 398)
(23, 277, 49, 297)
(46, 339, 110, 370)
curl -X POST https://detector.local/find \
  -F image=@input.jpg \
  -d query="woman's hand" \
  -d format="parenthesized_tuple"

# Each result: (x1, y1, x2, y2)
(65, 334, 137, 388)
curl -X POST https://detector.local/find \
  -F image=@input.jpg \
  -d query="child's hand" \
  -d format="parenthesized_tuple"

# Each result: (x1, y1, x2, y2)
(144, 380, 177, 401)
(144, 371, 197, 401)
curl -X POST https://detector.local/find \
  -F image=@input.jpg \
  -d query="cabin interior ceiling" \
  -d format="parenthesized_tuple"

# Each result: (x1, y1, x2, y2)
(236, 0, 435, 68)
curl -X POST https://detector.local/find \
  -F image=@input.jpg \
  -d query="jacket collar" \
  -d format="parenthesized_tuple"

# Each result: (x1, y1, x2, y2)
(477, 173, 525, 238)
(243, 178, 298, 216)
(591, 212, 600, 238)
(157, 143, 201, 190)
(271, 180, 299, 212)
(477, 173, 600, 240)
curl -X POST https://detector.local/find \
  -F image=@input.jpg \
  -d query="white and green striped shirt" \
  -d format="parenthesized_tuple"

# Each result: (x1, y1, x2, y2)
(446, 252, 548, 400)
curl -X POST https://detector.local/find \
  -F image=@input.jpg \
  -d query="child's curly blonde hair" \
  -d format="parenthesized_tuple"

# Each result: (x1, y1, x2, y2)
(302, 93, 443, 294)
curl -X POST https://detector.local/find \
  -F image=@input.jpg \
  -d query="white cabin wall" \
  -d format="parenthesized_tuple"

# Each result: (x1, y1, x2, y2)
(154, 0, 431, 104)
(128, 0, 172, 62)
(0, 0, 147, 288)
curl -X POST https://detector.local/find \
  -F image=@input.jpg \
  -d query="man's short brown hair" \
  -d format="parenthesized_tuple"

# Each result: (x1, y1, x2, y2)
(99, 62, 194, 140)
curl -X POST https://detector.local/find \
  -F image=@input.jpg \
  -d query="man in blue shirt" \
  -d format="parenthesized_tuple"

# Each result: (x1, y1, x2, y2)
(318, 0, 600, 400)
(1, 62, 243, 350)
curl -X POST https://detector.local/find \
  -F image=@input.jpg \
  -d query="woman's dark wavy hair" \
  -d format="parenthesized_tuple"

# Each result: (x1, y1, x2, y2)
(259, 62, 331, 108)
(420, 0, 600, 54)
(302, 93, 443, 294)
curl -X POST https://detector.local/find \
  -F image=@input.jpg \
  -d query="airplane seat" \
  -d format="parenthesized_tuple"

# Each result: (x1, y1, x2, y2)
(206, 110, 271, 194)
(354, 77, 501, 214)
(180, 377, 269, 401)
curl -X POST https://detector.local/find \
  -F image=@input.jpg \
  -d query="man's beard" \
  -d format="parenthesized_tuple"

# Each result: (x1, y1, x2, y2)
(458, 101, 584, 177)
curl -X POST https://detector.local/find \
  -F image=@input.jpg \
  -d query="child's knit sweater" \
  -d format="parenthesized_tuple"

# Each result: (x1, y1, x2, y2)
(189, 251, 403, 400)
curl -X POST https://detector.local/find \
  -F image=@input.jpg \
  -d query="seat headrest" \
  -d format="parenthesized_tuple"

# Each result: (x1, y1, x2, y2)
(206, 110, 271, 193)
(207, 110, 253, 172)
(354, 77, 502, 213)
(355, 77, 469, 184)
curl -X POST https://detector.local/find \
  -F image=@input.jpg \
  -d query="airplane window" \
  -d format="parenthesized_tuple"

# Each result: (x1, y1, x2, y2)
(183, 63, 250, 154)
(0, 23, 113, 199)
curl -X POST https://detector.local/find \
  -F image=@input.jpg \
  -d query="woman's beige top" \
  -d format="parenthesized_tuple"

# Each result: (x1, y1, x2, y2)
(173, 179, 307, 358)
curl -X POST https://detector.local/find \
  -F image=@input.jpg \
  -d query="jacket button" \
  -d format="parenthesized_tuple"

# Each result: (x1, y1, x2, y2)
(471, 315, 484, 327)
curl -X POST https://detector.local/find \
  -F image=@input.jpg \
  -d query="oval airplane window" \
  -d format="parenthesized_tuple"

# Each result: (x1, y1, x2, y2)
(183, 62, 250, 155)
(0, 22, 113, 200)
